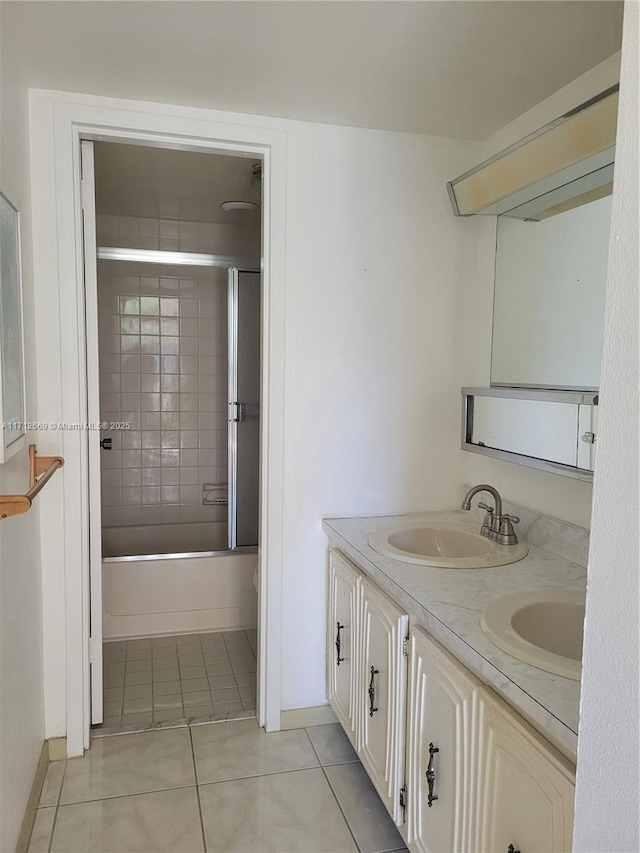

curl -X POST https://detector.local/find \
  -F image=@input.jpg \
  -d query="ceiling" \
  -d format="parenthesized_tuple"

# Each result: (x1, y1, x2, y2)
(94, 143, 261, 223)
(1, 1, 623, 140)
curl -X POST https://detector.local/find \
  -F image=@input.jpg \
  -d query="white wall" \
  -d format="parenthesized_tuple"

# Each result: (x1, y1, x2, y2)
(461, 53, 621, 529)
(573, 4, 639, 848)
(280, 121, 477, 708)
(0, 27, 45, 853)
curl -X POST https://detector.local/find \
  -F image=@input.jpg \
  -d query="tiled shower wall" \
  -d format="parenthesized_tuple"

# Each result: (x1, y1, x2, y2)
(97, 213, 260, 256)
(96, 214, 260, 529)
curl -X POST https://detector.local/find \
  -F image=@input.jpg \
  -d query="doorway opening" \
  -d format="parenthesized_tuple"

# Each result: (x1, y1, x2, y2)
(86, 140, 262, 729)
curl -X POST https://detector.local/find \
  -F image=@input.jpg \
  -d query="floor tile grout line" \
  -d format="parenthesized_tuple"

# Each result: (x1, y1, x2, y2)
(44, 757, 68, 853)
(55, 759, 68, 808)
(321, 763, 409, 853)
(195, 762, 331, 790)
(300, 726, 322, 768)
(321, 763, 364, 853)
(188, 725, 208, 853)
(302, 727, 363, 853)
(56, 782, 198, 809)
(303, 727, 408, 853)
(46, 806, 57, 853)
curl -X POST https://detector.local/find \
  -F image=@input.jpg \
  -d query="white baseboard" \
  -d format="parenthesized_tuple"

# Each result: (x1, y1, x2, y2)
(280, 705, 337, 730)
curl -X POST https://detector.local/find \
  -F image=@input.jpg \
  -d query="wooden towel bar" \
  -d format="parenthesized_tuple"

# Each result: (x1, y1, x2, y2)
(0, 444, 65, 520)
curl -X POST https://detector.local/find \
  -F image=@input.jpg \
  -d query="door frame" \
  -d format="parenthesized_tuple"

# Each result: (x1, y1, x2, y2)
(29, 90, 287, 755)
(79, 139, 104, 726)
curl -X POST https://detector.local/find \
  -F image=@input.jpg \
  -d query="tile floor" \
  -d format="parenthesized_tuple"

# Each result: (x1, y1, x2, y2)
(29, 719, 407, 853)
(99, 630, 257, 729)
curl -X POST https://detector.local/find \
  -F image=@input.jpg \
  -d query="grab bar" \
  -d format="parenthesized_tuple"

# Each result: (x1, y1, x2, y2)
(0, 444, 65, 520)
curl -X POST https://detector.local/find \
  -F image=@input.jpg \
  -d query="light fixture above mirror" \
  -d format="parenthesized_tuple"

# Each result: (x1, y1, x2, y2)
(447, 86, 618, 220)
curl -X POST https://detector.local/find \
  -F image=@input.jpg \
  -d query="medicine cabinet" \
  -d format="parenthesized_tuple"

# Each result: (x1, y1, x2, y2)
(462, 387, 598, 481)
(448, 86, 616, 479)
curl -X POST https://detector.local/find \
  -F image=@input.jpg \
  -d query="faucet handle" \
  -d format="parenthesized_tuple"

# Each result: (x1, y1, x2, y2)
(477, 502, 495, 538)
(497, 515, 519, 546)
(502, 513, 520, 524)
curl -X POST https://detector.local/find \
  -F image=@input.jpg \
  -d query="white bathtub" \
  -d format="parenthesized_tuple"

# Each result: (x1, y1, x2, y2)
(101, 523, 257, 640)
(102, 521, 227, 558)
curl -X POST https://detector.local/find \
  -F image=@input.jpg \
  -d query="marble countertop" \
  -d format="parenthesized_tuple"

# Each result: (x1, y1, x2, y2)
(323, 507, 588, 762)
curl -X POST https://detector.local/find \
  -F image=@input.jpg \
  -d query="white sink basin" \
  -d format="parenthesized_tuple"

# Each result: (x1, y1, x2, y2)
(481, 589, 586, 680)
(368, 521, 528, 568)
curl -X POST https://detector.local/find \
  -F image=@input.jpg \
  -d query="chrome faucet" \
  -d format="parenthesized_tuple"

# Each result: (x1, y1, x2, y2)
(461, 484, 520, 546)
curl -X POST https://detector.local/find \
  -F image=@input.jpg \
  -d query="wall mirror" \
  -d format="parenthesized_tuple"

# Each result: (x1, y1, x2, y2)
(491, 166, 612, 390)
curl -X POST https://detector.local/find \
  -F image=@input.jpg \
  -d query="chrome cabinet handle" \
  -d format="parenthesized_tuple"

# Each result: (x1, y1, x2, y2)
(335, 622, 345, 666)
(507, 846, 521, 853)
(426, 742, 439, 807)
(368, 666, 379, 717)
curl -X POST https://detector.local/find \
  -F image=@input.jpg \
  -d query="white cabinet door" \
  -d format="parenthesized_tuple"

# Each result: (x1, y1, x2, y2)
(359, 577, 408, 825)
(327, 550, 361, 747)
(406, 627, 480, 853)
(475, 689, 575, 853)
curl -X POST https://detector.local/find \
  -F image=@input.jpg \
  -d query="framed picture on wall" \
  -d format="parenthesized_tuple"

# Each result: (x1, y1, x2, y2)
(0, 192, 26, 462)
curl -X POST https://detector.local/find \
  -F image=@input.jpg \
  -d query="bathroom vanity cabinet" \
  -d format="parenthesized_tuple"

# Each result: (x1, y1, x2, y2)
(328, 550, 408, 823)
(327, 548, 576, 852)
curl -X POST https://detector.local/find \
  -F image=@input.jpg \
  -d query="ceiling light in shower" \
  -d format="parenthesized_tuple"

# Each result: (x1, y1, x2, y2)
(220, 200, 259, 212)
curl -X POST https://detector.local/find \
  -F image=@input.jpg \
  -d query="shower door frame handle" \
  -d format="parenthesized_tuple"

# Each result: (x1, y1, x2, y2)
(228, 269, 238, 550)
(232, 401, 247, 423)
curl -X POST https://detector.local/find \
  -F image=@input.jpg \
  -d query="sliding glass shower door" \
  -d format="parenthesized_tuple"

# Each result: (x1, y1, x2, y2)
(228, 269, 261, 549)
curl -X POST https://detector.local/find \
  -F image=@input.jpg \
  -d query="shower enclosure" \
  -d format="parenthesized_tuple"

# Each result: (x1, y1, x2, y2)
(97, 263, 260, 559)
(98, 264, 260, 560)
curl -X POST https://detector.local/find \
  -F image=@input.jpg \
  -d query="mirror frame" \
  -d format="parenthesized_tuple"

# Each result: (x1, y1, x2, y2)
(461, 386, 598, 481)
